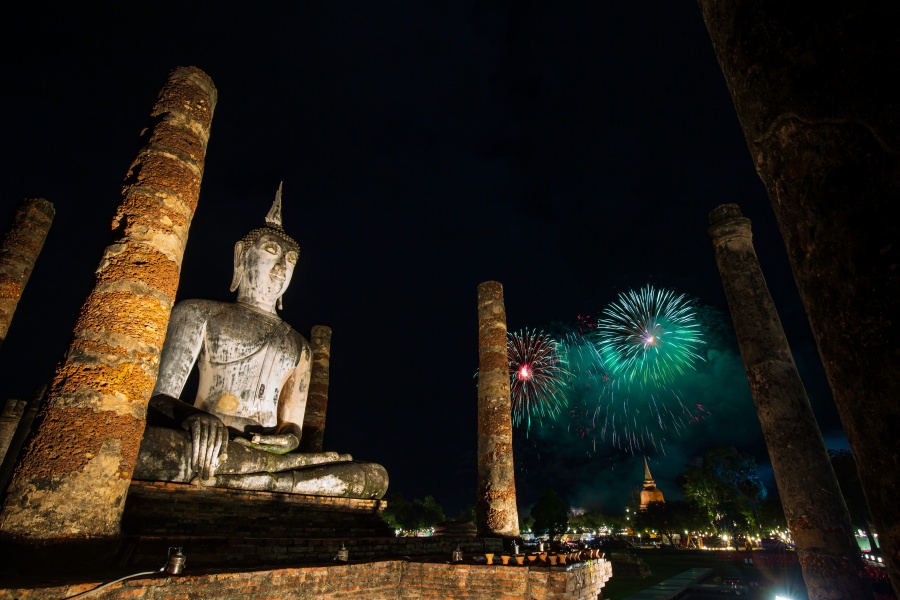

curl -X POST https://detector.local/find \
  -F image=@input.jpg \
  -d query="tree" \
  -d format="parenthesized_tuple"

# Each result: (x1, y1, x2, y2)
(382, 493, 446, 535)
(605, 512, 629, 538)
(530, 489, 569, 539)
(569, 510, 605, 534)
(682, 460, 727, 532)
(635, 501, 700, 547)
(519, 513, 535, 534)
(635, 501, 675, 546)
(456, 503, 476, 524)
(758, 494, 787, 533)
(682, 447, 767, 534)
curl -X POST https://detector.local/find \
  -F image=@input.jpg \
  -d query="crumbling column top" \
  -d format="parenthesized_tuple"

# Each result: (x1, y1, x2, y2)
(708, 203, 752, 240)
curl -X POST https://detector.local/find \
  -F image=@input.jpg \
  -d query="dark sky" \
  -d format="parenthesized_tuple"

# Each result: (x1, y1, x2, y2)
(1, 2, 849, 517)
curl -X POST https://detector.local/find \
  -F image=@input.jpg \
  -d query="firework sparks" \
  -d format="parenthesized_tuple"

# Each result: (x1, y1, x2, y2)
(595, 285, 705, 387)
(508, 328, 569, 430)
(552, 287, 709, 454)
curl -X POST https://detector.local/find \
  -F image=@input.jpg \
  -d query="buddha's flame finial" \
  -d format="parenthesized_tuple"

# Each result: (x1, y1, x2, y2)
(265, 181, 284, 229)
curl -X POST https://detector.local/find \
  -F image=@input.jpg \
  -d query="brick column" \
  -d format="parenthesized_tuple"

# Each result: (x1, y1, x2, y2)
(709, 204, 869, 598)
(0, 198, 54, 348)
(475, 281, 519, 538)
(0, 66, 216, 541)
(300, 325, 332, 452)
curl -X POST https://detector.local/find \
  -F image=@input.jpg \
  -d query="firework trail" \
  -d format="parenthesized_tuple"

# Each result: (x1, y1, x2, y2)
(597, 384, 702, 455)
(595, 285, 706, 387)
(508, 328, 569, 431)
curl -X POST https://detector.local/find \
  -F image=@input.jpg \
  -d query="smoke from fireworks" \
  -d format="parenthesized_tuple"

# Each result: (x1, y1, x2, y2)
(595, 285, 705, 387)
(508, 328, 569, 431)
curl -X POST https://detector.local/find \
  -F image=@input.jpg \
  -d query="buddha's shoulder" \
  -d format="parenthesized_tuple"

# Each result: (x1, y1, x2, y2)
(171, 298, 233, 320)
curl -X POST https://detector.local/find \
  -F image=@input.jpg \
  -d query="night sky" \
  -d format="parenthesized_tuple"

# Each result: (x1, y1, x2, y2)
(1, 2, 849, 518)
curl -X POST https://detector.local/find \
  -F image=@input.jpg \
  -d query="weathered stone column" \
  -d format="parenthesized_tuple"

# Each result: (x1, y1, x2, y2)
(0, 387, 44, 496)
(299, 324, 332, 453)
(0, 198, 54, 348)
(0, 400, 26, 466)
(699, 3, 899, 593)
(475, 281, 519, 538)
(709, 204, 869, 599)
(0, 66, 216, 542)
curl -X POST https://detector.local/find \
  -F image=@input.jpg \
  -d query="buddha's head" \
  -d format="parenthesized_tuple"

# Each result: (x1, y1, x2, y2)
(231, 183, 300, 312)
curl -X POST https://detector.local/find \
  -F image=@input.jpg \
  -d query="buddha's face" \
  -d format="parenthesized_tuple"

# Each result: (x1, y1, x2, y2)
(239, 232, 299, 304)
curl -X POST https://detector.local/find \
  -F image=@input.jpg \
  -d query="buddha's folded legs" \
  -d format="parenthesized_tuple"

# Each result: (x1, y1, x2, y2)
(134, 426, 387, 498)
(215, 462, 389, 498)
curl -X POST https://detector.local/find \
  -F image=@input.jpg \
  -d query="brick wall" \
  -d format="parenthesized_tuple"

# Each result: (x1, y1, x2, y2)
(122, 535, 504, 569)
(0, 558, 612, 600)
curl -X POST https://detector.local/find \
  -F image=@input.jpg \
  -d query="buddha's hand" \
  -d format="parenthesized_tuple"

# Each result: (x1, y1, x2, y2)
(234, 432, 300, 455)
(183, 413, 229, 479)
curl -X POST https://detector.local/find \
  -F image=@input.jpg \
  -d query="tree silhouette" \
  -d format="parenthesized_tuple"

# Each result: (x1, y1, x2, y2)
(382, 492, 446, 534)
(531, 488, 569, 539)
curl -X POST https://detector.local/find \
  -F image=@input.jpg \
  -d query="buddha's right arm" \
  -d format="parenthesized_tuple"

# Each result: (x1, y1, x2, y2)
(148, 393, 209, 426)
(152, 300, 210, 399)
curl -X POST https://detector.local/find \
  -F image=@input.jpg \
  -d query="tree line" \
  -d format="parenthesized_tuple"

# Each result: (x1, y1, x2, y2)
(379, 446, 876, 549)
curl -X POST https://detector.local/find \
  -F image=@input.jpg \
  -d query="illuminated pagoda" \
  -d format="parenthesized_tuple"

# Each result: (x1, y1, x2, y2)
(639, 456, 665, 510)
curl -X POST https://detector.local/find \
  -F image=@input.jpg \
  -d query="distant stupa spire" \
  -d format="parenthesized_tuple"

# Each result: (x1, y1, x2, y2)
(644, 455, 655, 486)
(639, 456, 665, 510)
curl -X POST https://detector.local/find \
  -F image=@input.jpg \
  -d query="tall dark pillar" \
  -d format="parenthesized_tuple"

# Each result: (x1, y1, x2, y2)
(0, 67, 216, 542)
(709, 204, 870, 599)
(698, 3, 899, 592)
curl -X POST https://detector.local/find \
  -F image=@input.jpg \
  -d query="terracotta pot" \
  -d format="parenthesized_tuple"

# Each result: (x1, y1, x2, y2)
(500, 555, 511, 565)
(485, 553, 494, 564)
(515, 555, 525, 565)
(549, 555, 558, 565)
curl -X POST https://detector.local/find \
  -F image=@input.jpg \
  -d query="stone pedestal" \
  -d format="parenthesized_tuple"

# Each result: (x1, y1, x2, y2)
(122, 480, 393, 540)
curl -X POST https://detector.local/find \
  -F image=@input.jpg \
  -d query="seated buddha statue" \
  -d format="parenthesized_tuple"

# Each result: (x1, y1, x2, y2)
(133, 184, 388, 499)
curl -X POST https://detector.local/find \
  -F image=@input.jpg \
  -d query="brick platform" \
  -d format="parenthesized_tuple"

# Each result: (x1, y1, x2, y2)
(0, 557, 613, 600)
(118, 480, 505, 570)
(123, 480, 393, 538)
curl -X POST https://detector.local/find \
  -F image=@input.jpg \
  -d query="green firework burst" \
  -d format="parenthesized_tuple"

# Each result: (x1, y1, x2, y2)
(595, 285, 705, 387)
